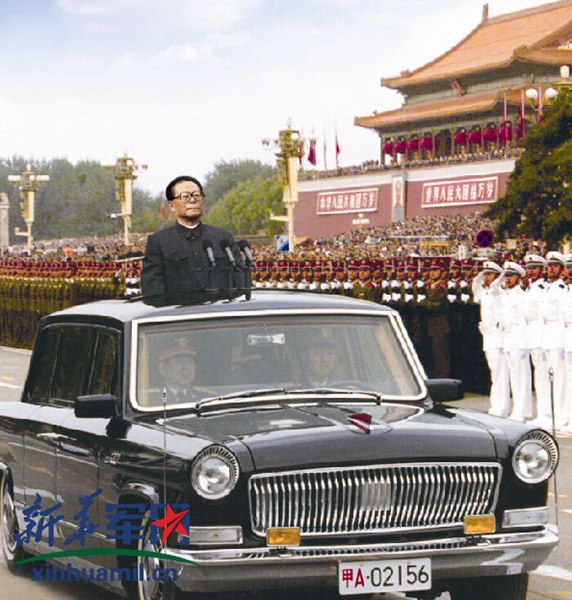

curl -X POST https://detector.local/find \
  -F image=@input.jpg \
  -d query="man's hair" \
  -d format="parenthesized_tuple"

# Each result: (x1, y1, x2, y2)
(165, 175, 204, 201)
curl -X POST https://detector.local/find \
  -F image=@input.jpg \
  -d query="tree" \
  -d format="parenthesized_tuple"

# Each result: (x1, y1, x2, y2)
(205, 175, 284, 236)
(485, 86, 572, 248)
(132, 189, 165, 233)
(203, 160, 277, 210)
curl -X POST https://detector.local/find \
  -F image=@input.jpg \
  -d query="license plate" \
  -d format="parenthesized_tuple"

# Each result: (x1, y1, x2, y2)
(338, 558, 431, 595)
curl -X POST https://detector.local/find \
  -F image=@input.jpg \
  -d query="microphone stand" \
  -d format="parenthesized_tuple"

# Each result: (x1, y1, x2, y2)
(207, 259, 215, 303)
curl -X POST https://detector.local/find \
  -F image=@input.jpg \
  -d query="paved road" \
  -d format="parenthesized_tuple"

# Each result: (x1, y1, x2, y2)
(0, 346, 570, 599)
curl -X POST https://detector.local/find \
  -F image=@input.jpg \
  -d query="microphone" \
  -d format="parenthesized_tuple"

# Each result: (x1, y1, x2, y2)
(202, 239, 216, 267)
(238, 239, 253, 265)
(219, 239, 236, 266)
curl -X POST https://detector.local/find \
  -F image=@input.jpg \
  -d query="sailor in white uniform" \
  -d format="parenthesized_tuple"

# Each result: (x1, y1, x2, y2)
(499, 262, 533, 422)
(472, 261, 509, 416)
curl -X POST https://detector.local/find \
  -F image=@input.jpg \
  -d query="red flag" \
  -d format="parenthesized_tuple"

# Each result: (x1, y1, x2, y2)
(518, 89, 526, 139)
(307, 138, 317, 166)
(335, 133, 341, 167)
(298, 140, 305, 165)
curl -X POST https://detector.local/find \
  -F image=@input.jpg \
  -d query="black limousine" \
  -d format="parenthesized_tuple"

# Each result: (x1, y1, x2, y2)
(0, 291, 559, 600)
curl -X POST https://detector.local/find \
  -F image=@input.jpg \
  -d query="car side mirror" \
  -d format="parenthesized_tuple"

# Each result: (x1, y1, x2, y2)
(425, 379, 463, 403)
(75, 394, 118, 419)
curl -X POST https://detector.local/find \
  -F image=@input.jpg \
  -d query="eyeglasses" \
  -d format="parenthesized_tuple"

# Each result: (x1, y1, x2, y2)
(172, 191, 204, 203)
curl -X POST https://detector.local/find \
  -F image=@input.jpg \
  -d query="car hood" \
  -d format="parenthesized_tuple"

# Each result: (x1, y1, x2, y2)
(162, 401, 502, 470)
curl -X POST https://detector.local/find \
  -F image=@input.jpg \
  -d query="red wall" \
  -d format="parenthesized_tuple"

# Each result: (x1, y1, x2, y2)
(295, 162, 514, 239)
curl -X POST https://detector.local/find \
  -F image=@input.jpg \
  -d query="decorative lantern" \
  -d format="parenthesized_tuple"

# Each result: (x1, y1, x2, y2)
(498, 120, 513, 147)
(394, 138, 407, 154)
(453, 128, 468, 154)
(382, 141, 394, 155)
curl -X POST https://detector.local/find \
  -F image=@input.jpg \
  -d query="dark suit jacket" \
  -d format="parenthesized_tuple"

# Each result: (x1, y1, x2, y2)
(141, 222, 246, 305)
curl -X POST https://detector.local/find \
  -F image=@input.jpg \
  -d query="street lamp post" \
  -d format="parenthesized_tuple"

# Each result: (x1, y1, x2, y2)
(262, 122, 304, 252)
(7, 164, 50, 255)
(525, 66, 570, 122)
(106, 154, 147, 246)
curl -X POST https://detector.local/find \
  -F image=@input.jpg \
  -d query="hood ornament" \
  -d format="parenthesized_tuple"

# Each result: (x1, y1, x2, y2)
(348, 412, 373, 434)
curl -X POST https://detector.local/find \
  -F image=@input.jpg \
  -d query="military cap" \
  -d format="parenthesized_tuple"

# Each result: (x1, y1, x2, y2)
(503, 261, 525, 277)
(482, 261, 503, 275)
(524, 254, 546, 268)
(347, 259, 360, 270)
(429, 258, 446, 270)
(159, 337, 196, 362)
(461, 258, 473, 269)
(545, 251, 566, 266)
(566, 254, 572, 267)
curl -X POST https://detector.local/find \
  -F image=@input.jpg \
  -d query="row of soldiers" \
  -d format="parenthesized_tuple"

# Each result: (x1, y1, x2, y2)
(252, 256, 502, 304)
(472, 252, 572, 435)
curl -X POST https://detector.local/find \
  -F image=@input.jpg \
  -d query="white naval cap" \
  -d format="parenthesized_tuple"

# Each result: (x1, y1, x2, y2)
(566, 254, 572, 267)
(545, 251, 566, 266)
(482, 261, 503, 274)
(524, 254, 546, 267)
(503, 261, 525, 277)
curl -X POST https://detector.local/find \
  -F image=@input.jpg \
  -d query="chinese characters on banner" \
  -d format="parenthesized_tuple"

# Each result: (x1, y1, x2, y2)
(316, 188, 378, 215)
(422, 177, 498, 208)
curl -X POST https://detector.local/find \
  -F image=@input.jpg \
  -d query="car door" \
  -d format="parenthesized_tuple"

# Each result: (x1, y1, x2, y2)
(56, 327, 120, 563)
(22, 325, 94, 553)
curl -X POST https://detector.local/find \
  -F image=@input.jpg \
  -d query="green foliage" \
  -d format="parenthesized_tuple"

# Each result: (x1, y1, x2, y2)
(203, 159, 277, 210)
(485, 87, 572, 247)
(131, 189, 165, 233)
(0, 157, 164, 244)
(205, 175, 284, 236)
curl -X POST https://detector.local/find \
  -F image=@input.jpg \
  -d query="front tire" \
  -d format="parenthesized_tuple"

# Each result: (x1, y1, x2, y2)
(0, 472, 26, 571)
(135, 511, 178, 600)
(449, 573, 529, 600)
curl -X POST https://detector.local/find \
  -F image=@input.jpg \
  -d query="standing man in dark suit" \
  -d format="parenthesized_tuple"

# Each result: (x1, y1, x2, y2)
(141, 175, 246, 305)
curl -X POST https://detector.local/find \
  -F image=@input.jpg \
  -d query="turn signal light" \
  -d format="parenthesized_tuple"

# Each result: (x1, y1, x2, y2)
(266, 527, 301, 546)
(464, 514, 496, 534)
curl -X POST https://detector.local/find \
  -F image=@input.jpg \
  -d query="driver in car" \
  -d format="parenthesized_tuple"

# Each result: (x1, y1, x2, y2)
(299, 332, 338, 387)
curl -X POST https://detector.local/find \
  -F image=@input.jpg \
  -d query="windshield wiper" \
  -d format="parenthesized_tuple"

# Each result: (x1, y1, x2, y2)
(195, 388, 287, 412)
(286, 388, 383, 403)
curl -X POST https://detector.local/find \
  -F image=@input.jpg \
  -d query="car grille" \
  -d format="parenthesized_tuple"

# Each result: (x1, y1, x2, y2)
(249, 463, 501, 537)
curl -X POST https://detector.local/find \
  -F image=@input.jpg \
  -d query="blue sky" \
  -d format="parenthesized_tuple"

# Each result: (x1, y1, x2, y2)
(0, 0, 549, 194)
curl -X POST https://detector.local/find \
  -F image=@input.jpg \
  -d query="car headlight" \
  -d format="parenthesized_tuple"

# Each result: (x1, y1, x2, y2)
(191, 446, 239, 500)
(512, 431, 559, 484)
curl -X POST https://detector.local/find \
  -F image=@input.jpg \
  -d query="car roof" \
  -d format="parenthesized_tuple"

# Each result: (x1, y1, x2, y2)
(45, 291, 394, 326)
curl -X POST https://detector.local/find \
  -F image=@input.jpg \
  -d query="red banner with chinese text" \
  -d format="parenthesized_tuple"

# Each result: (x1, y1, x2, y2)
(421, 177, 498, 208)
(316, 188, 378, 215)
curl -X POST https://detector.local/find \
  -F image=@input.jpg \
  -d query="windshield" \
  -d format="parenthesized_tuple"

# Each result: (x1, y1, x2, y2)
(134, 314, 423, 409)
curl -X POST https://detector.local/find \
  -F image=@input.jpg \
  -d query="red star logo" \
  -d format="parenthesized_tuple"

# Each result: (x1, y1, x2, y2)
(151, 505, 190, 544)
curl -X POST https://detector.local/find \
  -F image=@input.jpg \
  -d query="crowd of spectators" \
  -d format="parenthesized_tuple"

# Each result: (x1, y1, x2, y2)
(0, 212, 553, 298)
(300, 147, 524, 181)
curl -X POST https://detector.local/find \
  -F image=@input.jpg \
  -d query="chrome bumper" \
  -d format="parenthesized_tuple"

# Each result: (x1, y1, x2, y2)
(167, 526, 559, 593)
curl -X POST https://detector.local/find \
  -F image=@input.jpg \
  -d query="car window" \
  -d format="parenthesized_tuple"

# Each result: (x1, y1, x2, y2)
(88, 332, 119, 396)
(135, 314, 422, 408)
(24, 327, 59, 405)
(50, 327, 95, 404)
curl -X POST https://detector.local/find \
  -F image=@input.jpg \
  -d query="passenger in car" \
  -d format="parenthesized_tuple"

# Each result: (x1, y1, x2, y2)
(147, 337, 211, 405)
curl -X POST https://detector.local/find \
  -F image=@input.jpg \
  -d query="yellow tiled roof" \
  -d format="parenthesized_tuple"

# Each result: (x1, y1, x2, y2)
(383, 0, 572, 88)
(354, 89, 530, 129)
